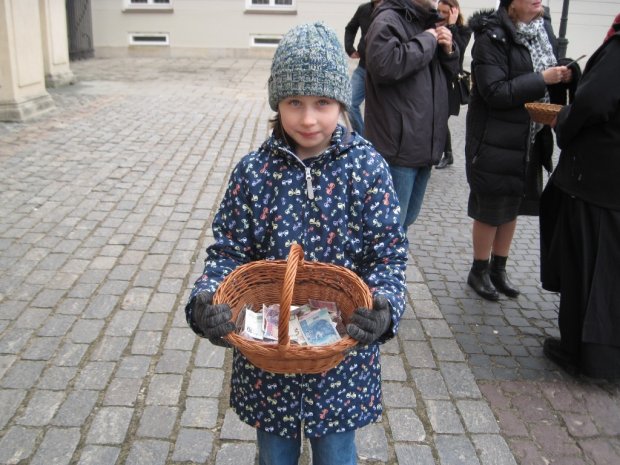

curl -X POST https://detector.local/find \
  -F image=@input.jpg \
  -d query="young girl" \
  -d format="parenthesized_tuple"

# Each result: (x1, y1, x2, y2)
(185, 22, 408, 465)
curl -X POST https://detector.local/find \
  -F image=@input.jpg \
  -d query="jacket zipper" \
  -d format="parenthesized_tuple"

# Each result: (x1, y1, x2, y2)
(305, 166, 314, 200)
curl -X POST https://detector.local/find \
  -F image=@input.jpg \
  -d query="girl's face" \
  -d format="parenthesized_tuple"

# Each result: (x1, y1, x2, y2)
(278, 96, 341, 160)
(510, 0, 544, 23)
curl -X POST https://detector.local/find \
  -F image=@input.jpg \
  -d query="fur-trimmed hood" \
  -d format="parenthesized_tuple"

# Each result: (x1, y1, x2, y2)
(468, 8, 498, 35)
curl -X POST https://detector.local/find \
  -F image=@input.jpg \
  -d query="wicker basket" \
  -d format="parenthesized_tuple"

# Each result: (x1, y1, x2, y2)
(525, 102, 563, 125)
(213, 243, 373, 374)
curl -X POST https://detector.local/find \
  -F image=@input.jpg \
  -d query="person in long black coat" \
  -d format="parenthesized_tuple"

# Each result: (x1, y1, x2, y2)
(540, 14, 620, 379)
(464, 0, 576, 301)
(435, 0, 472, 169)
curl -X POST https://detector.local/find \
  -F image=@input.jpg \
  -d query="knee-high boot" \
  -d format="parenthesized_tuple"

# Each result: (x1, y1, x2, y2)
(467, 258, 499, 301)
(489, 254, 520, 298)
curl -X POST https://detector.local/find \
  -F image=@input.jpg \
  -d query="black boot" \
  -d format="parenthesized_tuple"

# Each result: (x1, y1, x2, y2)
(436, 151, 453, 169)
(467, 259, 499, 301)
(489, 255, 520, 298)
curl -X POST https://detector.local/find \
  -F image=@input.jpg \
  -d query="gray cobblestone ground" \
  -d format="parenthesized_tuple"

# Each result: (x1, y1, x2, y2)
(1, 57, 619, 464)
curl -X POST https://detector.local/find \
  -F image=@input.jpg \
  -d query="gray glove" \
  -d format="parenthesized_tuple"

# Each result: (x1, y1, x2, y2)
(192, 292, 235, 347)
(346, 295, 392, 345)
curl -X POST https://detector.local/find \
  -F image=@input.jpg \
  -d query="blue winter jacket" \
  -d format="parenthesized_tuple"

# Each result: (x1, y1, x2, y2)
(185, 125, 408, 438)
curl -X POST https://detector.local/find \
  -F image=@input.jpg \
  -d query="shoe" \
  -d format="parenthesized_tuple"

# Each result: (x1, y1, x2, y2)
(543, 338, 580, 377)
(467, 269, 499, 301)
(436, 152, 453, 169)
(489, 256, 520, 298)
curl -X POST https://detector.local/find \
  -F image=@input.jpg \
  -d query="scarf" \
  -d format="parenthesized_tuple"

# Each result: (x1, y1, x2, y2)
(516, 17, 557, 141)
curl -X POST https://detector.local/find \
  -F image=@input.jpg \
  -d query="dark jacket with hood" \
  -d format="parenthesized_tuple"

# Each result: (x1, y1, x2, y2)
(551, 27, 620, 210)
(364, 0, 460, 168)
(465, 7, 563, 200)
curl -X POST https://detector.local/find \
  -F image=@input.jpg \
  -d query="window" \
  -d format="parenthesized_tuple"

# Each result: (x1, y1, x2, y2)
(129, 33, 170, 46)
(124, 0, 173, 11)
(246, 0, 295, 12)
(250, 34, 283, 48)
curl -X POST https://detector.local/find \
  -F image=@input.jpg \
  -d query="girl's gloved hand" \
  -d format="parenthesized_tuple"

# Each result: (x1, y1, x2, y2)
(192, 292, 235, 347)
(346, 295, 391, 345)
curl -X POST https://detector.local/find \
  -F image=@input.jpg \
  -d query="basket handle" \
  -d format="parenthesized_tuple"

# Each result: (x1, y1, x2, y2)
(278, 243, 304, 351)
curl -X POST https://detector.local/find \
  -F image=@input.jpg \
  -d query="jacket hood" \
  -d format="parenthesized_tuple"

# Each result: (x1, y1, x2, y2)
(468, 9, 499, 35)
(374, 0, 442, 28)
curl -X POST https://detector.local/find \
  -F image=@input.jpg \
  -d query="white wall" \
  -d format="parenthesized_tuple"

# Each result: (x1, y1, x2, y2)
(90, 0, 616, 63)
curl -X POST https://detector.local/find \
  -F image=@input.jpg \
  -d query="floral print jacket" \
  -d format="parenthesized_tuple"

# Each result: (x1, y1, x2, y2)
(186, 125, 408, 438)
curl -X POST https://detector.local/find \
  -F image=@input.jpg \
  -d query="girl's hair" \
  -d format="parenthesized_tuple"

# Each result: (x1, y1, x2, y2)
(438, 0, 465, 27)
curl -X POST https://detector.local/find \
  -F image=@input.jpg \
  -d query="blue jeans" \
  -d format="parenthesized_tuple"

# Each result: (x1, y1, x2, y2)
(389, 165, 432, 230)
(257, 429, 356, 465)
(349, 66, 366, 136)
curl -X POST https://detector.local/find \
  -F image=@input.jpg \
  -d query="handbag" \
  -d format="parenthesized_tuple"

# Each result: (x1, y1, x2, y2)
(457, 70, 471, 105)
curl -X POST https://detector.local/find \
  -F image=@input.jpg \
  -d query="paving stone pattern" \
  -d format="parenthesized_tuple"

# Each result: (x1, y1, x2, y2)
(0, 57, 619, 464)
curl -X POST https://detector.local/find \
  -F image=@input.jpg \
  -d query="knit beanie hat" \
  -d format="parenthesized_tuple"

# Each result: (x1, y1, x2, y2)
(268, 22, 352, 112)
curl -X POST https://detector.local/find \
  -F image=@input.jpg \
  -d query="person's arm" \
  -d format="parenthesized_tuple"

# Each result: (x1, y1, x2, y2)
(365, 11, 438, 83)
(344, 6, 363, 57)
(555, 40, 620, 149)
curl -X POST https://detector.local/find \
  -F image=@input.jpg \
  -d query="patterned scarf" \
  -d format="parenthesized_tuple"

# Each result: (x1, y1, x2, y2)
(515, 17, 557, 140)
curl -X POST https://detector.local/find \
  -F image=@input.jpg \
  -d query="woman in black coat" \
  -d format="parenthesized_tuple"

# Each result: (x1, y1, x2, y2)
(464, 0, 575, 301)
(540, 14, 620, 378)
(436, 0, 472, 169)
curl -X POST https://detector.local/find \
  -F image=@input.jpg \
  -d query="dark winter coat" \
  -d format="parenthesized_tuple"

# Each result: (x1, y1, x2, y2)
(344, 1, 379, 69)
(185, 126, 408, 439)
(364, 0, 460, 168)
(465, 7, 559, 198)
(551, 30, 620, 210)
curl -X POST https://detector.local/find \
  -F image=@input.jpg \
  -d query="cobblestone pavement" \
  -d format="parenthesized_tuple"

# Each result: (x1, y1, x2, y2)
(1, 57, 619, 465)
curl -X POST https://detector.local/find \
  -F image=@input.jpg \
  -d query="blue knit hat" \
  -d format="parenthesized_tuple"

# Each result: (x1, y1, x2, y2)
(268, 22, 352, 112)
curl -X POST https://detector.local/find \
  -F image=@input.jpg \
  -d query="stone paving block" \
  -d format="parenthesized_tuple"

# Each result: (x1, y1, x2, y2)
(90, 336, 129, 362)
(0, 328, 33, 354)
(435, 434, 480, 465)
(22, 336, 62, 361)
(195, 340, 227, 368)
(104, 377, 143, 406)
(0, 360, 45, 388)
(125, 439, 170, 465)
(187, 368, 225, 397)
(439, 362, 481, 399)
(356, 422, 389, 462)
(403, 341, 436, 369)
(155, 349, 191, 374)
(37, 314, 76, 337)
(86, 406, 133, 444)
(137, 406, 178, 438)
(425, 399, 464, 434)
(76, 445, 121, 465)
(131, 330, 162, 355)
(116, 355, 151, 379)
(430, 338, 466, 362)
(52, 390, 99, 426)
(68, 319, 105, 344)
(472, 434, 518, 465)
(74, 361, 115, 390)
(381, 354, 407, 381)
(16, 389, 65, 426)
(164, 326, 195, 351)
(220, 409, 257, 440)
(457, 399, 500, 434)
(181, 397, 219, 429)
(0, 425, 38, 464)
(387, 408, 425, 441)
(381, 381, 416, 408)
(411, 368, 450, 400)
(396, 318, 425, 341)
(172, 428, 214, 463)
(0, 389, 26, 430)
(145, 374, 183, 405)
(37, 365, 78, 390)
(394, 444, 434, 465)
(420, 318, 453, 338)
(105, 311, 142, 336)
(215, 442, 257, 465)
(30, 427, 81, 465)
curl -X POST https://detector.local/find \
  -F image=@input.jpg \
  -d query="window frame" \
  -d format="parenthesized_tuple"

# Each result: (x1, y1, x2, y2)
(245, 0, 296, 13)
(123, 0, 173, 12)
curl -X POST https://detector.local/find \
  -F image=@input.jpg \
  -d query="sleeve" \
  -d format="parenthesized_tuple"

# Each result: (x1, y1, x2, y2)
(358, 150, 408, 341)
(344, 6, 362, 56)
(450, 25, 472, 70)
(472, 33, 547, 110)
(555, 40, 620, 149)
(365, 12, 439, 84)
